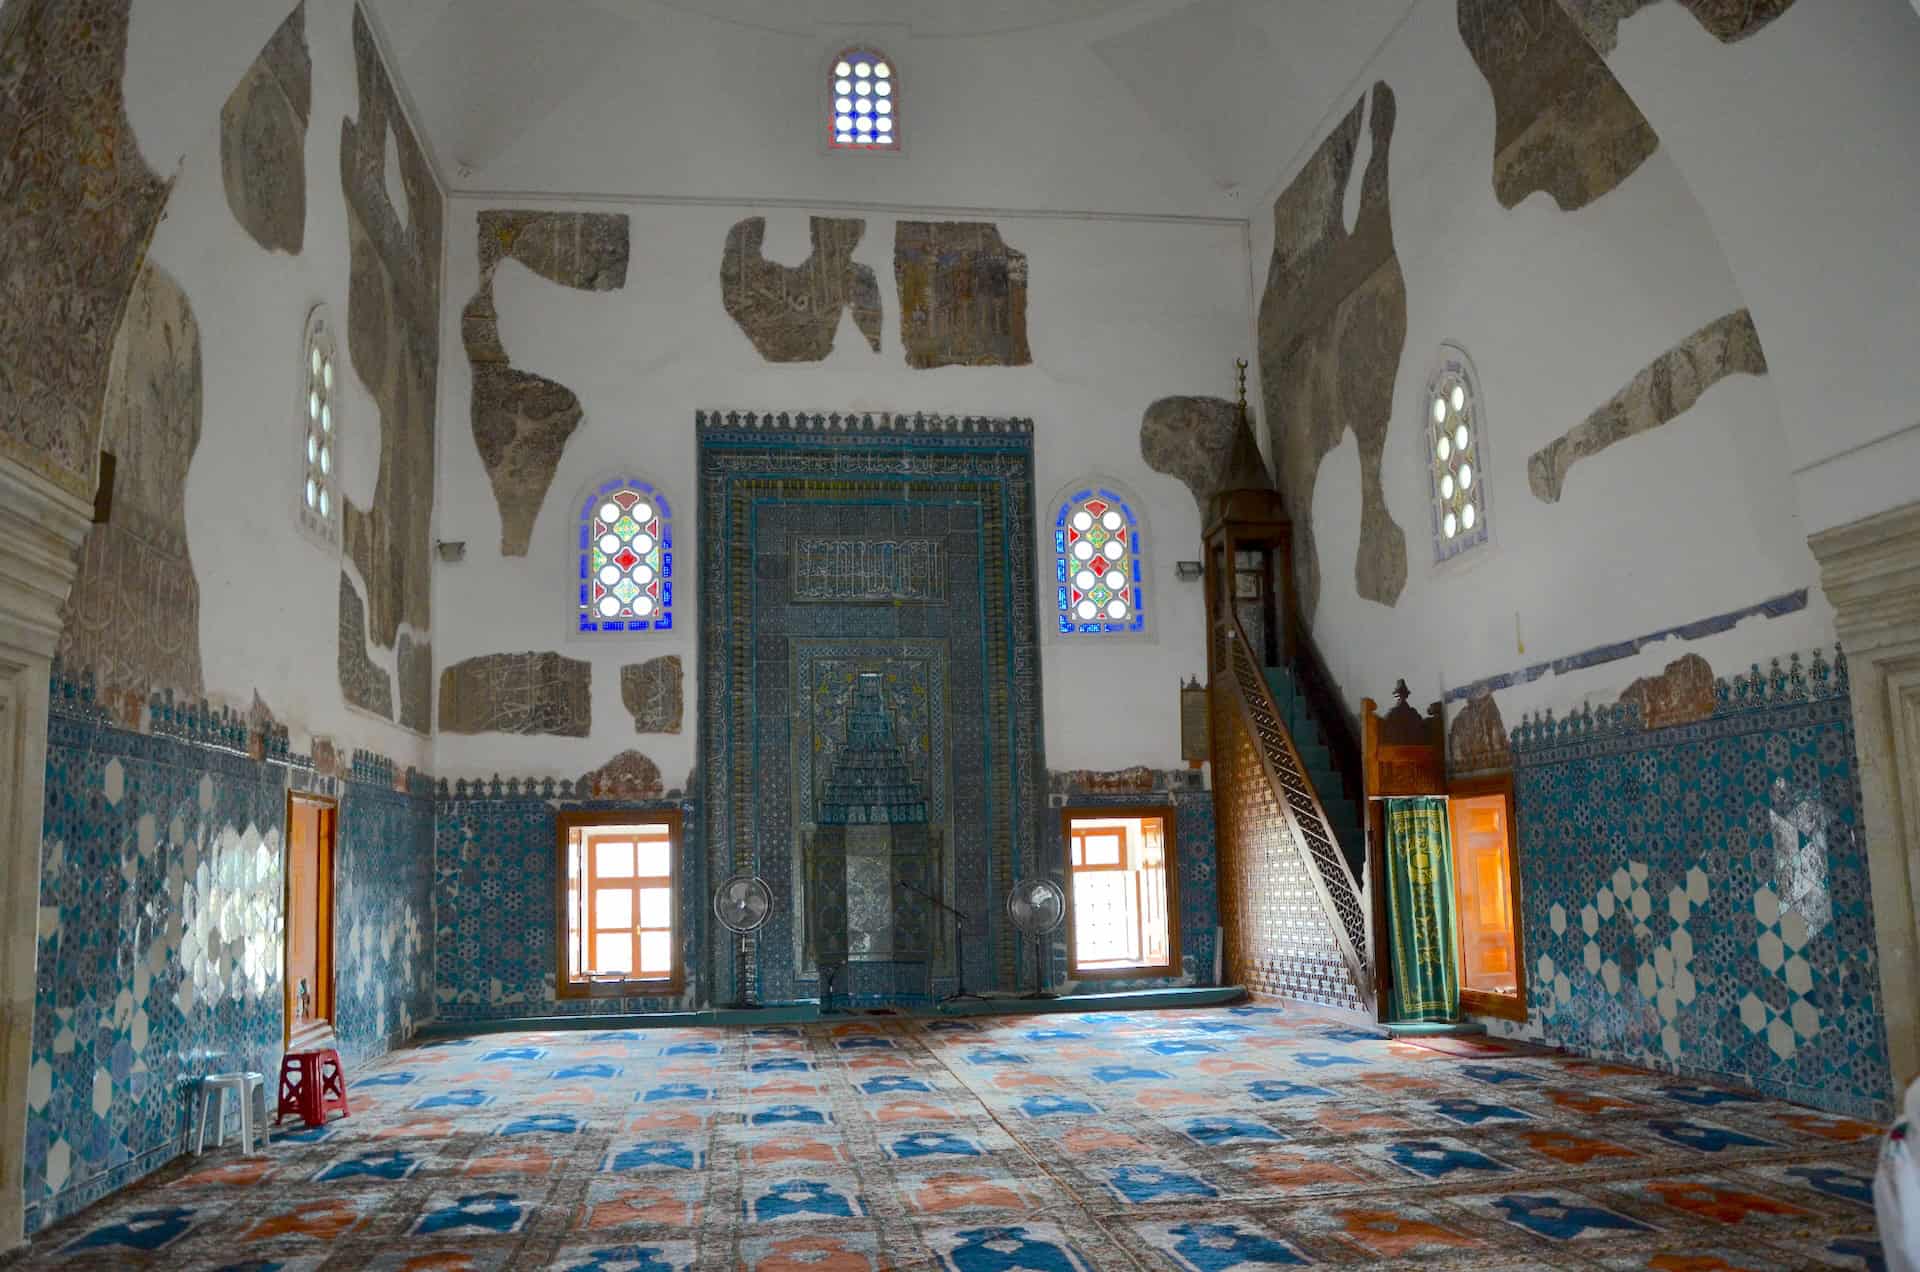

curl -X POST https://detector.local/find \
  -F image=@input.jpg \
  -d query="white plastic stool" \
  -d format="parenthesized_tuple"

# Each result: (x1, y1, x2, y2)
(195, 1071, 267, 1156)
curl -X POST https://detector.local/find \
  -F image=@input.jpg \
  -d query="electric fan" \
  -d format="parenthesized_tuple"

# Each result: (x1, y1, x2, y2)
(1006, 876, 1067, 999)
(713, 873, 774, 1009)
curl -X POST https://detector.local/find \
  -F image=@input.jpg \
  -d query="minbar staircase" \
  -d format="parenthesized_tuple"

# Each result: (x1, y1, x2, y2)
(1263, 665, 1365, 878)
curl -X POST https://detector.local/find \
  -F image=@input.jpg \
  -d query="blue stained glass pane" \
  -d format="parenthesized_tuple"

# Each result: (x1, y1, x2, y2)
(1131, 561, 1141, 582)
(1055, 507, 1068, 528)
(1119, 501, 1136, 523)
(1056, 586, 1068, 609)
(659, 614, 672, 630)
(662, 582, 673, 606)
(1059, 617, 1073, 634)
(1054, 530, 1065, 553)
(657, 496, 672, 517)
(1070, 489, 1091, 503)
(1055, 561, 1066, 583)
(662, 551, 673, 577)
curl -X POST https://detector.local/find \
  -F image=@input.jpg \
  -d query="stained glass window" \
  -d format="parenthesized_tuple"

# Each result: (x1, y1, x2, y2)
(828, 48, 896, 150)
(297, 308, 339, 549)
(1054, 486, 1146, 635)
(578, 477, 673, 633)
(1427, 344, 1489, 563)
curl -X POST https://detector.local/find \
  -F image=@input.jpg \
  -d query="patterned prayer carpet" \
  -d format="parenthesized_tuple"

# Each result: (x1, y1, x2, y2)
(14, 1005, 1887, 1270)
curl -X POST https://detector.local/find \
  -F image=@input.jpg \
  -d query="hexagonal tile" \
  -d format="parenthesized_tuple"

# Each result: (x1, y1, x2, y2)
(1611, 868, 1632, 900)
(199, 774, 215, 812)
(1686, 866, 1710, 905)
(1554, 972, 1571, 1006)
(1597, 890, 1616, 920)
(1654, 946, 1675, 984)
(45, 1139, 70, 1194)
(1661, 1025, 1681, 1059)
(1629, 888, 1652, 922)
(1629, 861, 1649, 883)
(1784, 956, 1812, 996)
(103, 759, 125, 807)
(1738, 992, 1767, 1033)
(1767, 1017, 1797, 1060)
(1668, 887, 1690, 923)
(1790, 998, 1822, 1039)
(1581, 904, 1599, 936)
(1637, 963, 1658, 999)
(1675, 970, 1696, 1005)
(26, 1059, 51, 1112)
(1601, 960, 1621, 995)
(92, 1068, 112, 1117)
(1754, 886, 1780, 926)
(1670, 929, 1694, 966)
(1537, 954, 1556, 985)
(1656, 987, 1678, 1021)
(1757, 931, 1784, 972)
(1584, 941, 1601, 973)
(1550, 903, 1567, 936)
(1779, 910, 1810, 951)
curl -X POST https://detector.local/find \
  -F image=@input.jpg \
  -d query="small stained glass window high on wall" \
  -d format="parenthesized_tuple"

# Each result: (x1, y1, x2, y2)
(297, 307, 340, 550)
(828, 48, 897, 150)
(1054, 485, 1146, 636)
(579, 477, 673, 633)
(1426, 343, 1490, 563)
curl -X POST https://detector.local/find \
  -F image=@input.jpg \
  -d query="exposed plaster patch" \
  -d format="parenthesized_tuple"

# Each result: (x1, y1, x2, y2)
(1139, 396, 1272, 515)
(1256, 84, 1407, 619)
(1460, 0, 1659, 212)
(220, 1, 310, 254)
(1620, 652, 1718, 730)
(438, 651, 591, 737)
(0, 0, 171, 498)
(464, 210, 631, 556)
(1528, 309, 1767, 503)
(721, 215, 882, 363)
(895, 221, 1032, 369)
(621, 656, 684, 734)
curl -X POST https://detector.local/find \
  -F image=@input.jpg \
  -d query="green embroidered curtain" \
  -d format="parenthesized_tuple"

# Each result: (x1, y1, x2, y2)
(1385, 796, 1461, 1023)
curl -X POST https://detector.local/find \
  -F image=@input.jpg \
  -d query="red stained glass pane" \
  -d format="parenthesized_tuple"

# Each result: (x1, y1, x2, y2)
(1085, 499, 1108, 516)
(615, 490, 638, 510)
(615, 549, 640, 571)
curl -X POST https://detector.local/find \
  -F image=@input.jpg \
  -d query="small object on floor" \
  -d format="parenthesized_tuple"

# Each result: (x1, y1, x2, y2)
(194, 1071, 266, 1156)
(277, 1047, 350, 1129)
(1877, 1076, 1920, 1272)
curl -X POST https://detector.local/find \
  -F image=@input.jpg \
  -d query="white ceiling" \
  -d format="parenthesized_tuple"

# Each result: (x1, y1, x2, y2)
(364, 0, 1417, 214)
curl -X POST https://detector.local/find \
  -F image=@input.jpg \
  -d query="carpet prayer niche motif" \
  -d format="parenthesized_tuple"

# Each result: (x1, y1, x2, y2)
(18, 1007, 1883, 1269)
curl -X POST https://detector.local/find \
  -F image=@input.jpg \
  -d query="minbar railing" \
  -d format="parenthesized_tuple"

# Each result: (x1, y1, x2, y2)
(1213, 616, 1374, 1015)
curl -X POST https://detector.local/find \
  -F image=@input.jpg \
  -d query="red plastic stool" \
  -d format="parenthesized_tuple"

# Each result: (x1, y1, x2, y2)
(276, 1048, 350, 1128)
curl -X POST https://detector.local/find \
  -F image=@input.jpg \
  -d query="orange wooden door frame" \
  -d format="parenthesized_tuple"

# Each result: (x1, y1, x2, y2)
(284, 792, 338, 1046)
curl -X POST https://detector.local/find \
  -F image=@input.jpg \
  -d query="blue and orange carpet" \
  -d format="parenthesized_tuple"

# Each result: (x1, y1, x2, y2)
(18, 1006, 1885, 1268)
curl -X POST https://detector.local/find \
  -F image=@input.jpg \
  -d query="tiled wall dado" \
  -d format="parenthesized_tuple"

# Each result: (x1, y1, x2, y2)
(433, 793, 703, 1021)
(24, 677, 433, 1234)
(1506, 648, 1892, 1120)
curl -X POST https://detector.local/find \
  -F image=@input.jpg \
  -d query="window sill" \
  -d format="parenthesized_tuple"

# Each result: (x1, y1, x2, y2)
(557, 976, 683, 1000)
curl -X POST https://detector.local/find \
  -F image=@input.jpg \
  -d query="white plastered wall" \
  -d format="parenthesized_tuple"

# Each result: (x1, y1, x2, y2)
(430, 201, 1247, 783)
(122, 0, 439, 770)
(1243, 0, 1835, 728)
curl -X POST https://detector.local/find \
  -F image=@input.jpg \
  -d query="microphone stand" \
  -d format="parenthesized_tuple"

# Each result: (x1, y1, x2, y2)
(895, 877, 986, 1004)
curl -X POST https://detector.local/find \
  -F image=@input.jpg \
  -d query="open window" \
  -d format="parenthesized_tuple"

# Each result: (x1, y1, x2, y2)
(1448, 774, 1525, 1019)
(1064, 808, 1179, 978)
(556, 810, 683, 997)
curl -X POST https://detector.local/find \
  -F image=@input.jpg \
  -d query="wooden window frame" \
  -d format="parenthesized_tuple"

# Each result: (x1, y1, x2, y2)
(282, 791, 337, 1046)
(555, 809, 684, 999)
(1445, 773, 1528, 1021)
(1062, 805, 1181, 980)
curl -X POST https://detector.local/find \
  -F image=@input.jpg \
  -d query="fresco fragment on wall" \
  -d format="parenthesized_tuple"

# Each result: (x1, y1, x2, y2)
(1529, 309, 1767, 502)
(0, 0, 172, 499)
(464, 210, 631, 555)
(438, 651, 591, 737)
(1447, 694, 1509, 775)
(338, 573, 393, 719)
(1257, 84, 1407, 619)
(395, 632, 432, 733)
(1620, 652, 1718, 730)
(721, 216, 882, 362)
(220, 1, 310, 254)
(1459, 0, 1658, 211)
(57, 266, 205, 725)
(895, 222, 1032, 369)
(1140, 396, 1273, 515)
(1559, 0, 1800, 51)
(621, 655, 683, 734)
(585, 749, 665, 799)
(340, 7, 441, 648)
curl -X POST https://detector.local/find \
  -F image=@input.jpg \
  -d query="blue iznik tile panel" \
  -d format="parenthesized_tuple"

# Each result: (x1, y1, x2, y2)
(1508, 648, 1892, 1121)
(25, 684, 434, 1234)
(332, 776, 435, 1060)
(434, 796, 703, 1020)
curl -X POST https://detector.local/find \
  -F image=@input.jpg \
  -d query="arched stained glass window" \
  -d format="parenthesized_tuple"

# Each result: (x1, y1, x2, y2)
(1425, 343, 1490, 563)
(297, 307, 340, 550)
(578, 477, 673, 633)
(828, 47, 897, 150)
(1053, 484, 1146, 635)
